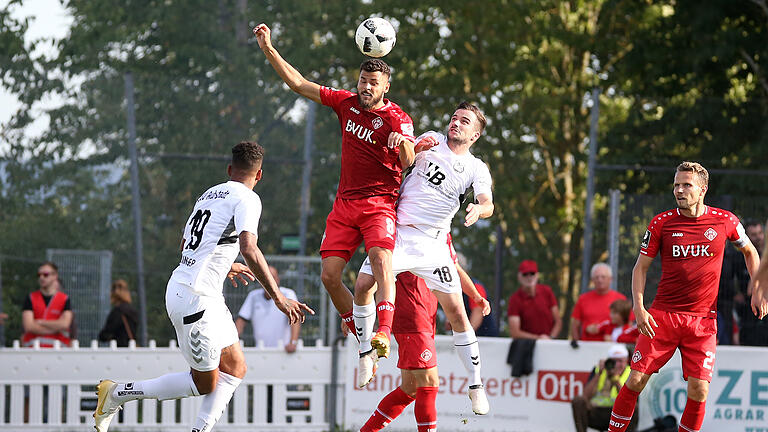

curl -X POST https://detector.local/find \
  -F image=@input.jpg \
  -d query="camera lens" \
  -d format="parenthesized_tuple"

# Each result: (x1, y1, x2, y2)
(605, 359, 616, 370)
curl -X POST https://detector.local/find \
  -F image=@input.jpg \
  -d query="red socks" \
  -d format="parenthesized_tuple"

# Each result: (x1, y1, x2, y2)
(376, 301, 395, 337)
(340, 311, 357, 336)
(415, 387, 438, 432)
(679, 398, 706, 432)
(609, 385, 640, 432)
(360, 387, 414, 432)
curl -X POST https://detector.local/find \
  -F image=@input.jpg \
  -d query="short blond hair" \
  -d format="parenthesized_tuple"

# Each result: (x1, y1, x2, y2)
(676, 161, 709, 187)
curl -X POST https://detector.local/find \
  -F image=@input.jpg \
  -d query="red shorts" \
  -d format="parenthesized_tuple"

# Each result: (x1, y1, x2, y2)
(631, 309, 717, 382)
(320, 196, 397, 262)
(394, 332, 437, 370)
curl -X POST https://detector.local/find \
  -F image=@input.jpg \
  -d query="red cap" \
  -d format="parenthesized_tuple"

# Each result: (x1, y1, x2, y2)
(518, 260, 538, 274)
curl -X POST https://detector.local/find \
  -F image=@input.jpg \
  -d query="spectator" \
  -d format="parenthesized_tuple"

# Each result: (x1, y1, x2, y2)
(571, 344, 638, 432)
(451, 253, 498, 336)
(596, 300, 639, 344)
(236, 265, 301, 352)
(21, 261, 73, 347)
(737, 219, 768, 346)
(507, 260, 561, 339)
(570, 262, 628, 343)
(98, 279, 139, 347)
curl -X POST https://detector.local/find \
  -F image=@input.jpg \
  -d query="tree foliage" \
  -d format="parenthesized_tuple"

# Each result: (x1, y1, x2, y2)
(1, 0, 766, 342)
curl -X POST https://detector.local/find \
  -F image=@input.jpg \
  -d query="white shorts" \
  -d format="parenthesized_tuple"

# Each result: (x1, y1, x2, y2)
(360, 224, 459, 294)
(165, 280, 239, 372)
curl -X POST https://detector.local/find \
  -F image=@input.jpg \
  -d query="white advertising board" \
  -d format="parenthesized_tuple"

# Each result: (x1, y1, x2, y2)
(344, 336, 768, 432)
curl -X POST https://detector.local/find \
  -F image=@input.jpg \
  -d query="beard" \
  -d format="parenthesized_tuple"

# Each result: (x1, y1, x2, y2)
(447, 132, 468, 146)
(675, 198, 691, 210)
(357, 92, 382, 110)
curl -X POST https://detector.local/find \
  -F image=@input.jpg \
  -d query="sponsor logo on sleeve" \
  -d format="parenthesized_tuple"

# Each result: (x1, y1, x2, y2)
(641, 230, 651, 249)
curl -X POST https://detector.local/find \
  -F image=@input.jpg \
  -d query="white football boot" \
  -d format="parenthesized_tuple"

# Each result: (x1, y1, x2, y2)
(357, 349, 379, 388)
(468, 384, 489, 415)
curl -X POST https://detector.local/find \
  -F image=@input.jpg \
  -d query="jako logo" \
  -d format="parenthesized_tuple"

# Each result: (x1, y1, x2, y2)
(345, 120, 375, 143)
(536, 370, 590, 402)
(671, 244, 711, 257)
(377, 303, 394, 312)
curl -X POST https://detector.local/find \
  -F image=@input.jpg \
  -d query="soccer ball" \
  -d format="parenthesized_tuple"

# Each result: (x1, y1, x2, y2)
(355, 17, 396, 58)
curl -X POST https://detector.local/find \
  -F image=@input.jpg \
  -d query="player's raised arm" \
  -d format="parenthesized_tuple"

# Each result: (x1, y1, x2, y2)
(632, 254, 658, 338)
(253, 23, 322, 104)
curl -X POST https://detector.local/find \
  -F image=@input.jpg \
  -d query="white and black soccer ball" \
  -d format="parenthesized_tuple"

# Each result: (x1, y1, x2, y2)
(355, 17, 396, 58)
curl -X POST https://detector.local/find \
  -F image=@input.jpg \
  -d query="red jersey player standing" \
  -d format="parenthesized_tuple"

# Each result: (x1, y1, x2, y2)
(360, 240, 490, 432)
(608, 162, 763, 432)
(253, 24, 415, 341)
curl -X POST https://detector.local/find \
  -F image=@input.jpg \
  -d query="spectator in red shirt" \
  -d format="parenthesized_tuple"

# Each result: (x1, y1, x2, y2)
(507, 260, 561, 339)
(596, 300, 639, 344)
(570, 263, 628, 342)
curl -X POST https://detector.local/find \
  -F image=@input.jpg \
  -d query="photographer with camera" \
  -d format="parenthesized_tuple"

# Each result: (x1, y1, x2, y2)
(572, 344, 638, 432)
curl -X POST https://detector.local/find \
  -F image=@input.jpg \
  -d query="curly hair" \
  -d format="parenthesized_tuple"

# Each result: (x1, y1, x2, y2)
(360, 58, 391, 78)
(231, 141, 264, 171)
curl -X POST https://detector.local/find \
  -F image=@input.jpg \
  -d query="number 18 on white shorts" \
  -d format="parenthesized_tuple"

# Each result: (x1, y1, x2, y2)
(359, 224, 460, 294)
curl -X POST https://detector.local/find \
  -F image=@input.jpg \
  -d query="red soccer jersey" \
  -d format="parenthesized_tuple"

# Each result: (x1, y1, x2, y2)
(393, 272, 438, 334)
(640, 206, 748, 318)
(319, 87, 415, 200)
(507, 284, 558, 336)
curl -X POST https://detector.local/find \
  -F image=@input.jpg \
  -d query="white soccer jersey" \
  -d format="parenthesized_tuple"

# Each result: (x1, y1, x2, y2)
(170, 181, 262, 296)
(396, 131, 493, 230)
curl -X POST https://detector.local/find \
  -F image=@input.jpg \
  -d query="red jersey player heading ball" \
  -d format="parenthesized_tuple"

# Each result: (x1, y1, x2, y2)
(254, 23, 415, 341)
(608, 162, 764, 432)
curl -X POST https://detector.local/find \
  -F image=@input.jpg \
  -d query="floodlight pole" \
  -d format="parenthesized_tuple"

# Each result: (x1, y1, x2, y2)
(125, 72, 148, 346)
(580, 87, 600, 293)
(297, 102, 316, 294)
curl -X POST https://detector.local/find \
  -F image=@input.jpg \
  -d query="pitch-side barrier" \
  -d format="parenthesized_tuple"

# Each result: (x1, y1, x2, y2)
(1, 337, 766, 431)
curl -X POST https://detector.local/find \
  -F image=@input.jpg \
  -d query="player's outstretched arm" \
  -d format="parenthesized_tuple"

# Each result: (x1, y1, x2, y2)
(239, 231, 315, 324)
(253, 23, 322, 104)
(752, 251, 768, 317)
(632, 254, 658, 338)
(388, 132, 415, 167)
(456, 263, 490, 317)
(464, 193, 493, 227)
(227, 262, 256, 287)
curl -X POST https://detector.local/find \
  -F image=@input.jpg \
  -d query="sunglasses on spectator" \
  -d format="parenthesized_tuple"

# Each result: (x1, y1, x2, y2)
(38, 272, 53, 278)
(522, 272, 536, 276)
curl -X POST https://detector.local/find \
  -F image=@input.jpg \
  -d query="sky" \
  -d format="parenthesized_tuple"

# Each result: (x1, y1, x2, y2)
(0, 0, 73, 137)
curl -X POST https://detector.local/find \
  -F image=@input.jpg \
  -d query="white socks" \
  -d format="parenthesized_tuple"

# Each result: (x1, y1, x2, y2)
(453, 330, 482, 386)
(354, 302, 377, 353)
(191, 371, 243, 432)
(113, 371, 199, 402)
